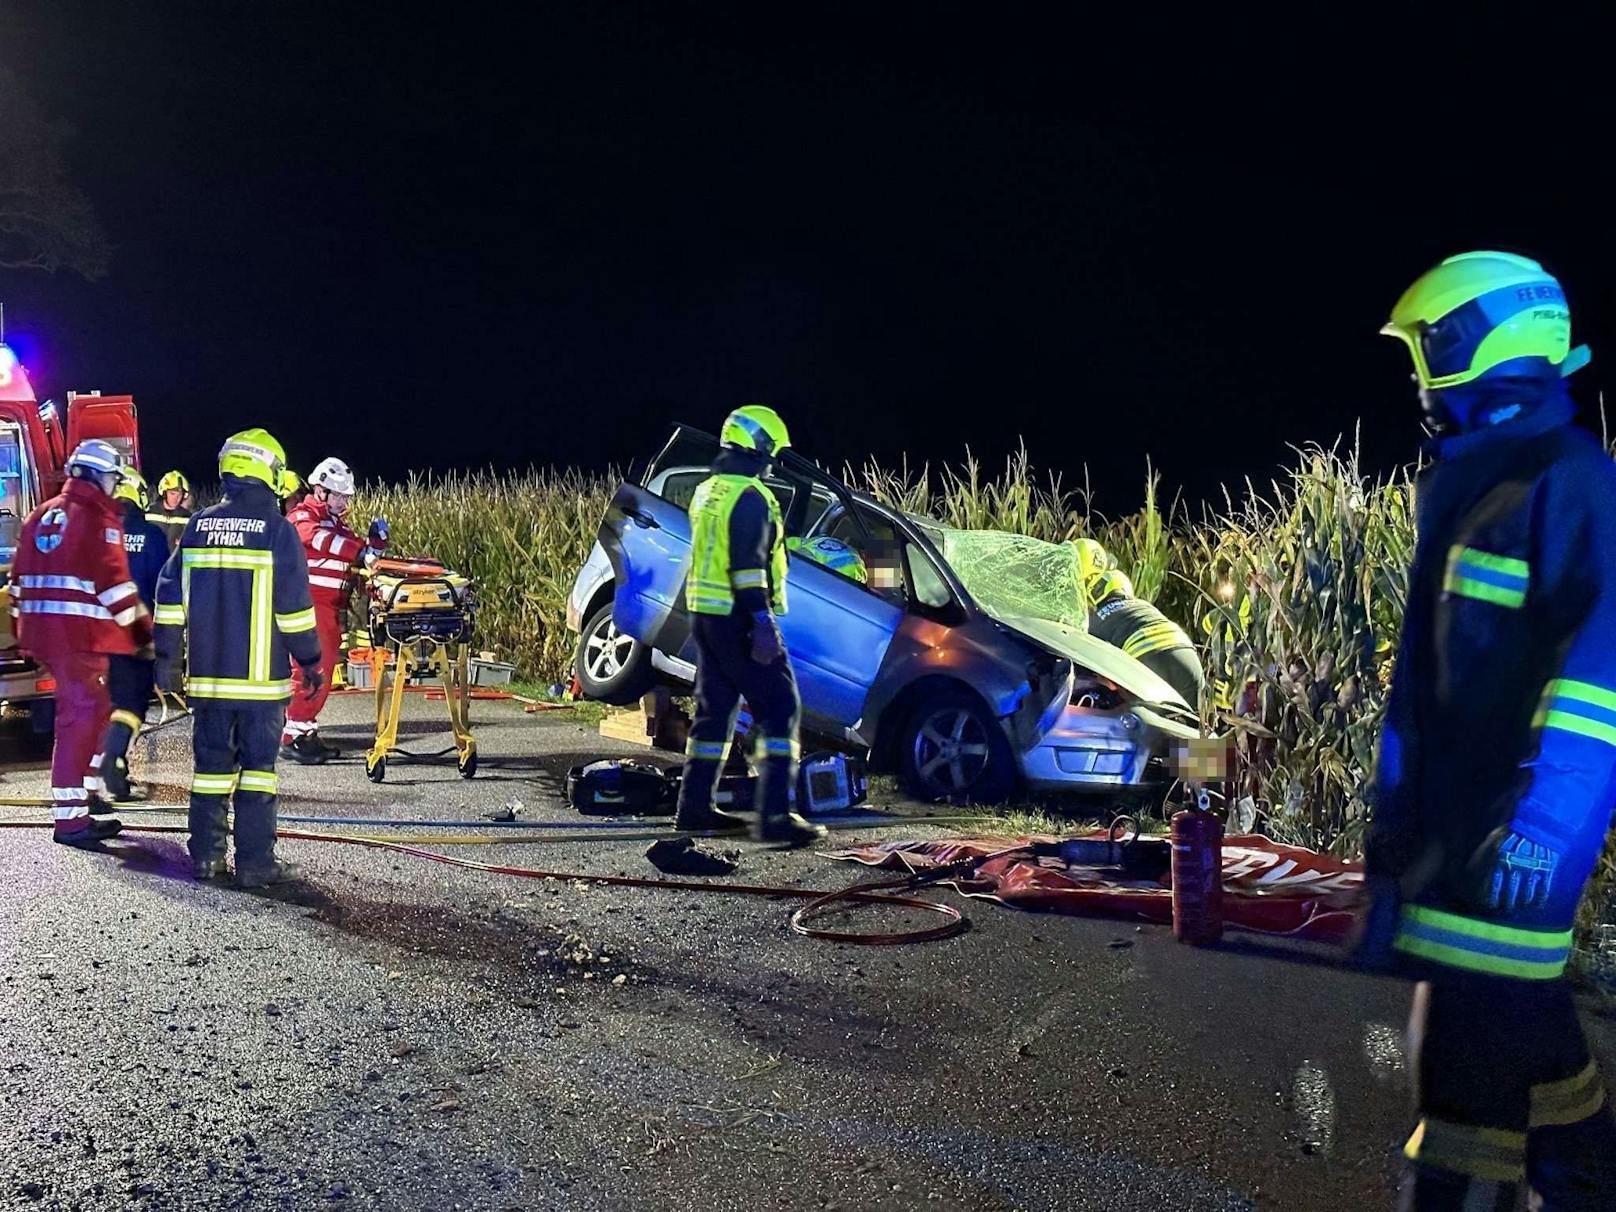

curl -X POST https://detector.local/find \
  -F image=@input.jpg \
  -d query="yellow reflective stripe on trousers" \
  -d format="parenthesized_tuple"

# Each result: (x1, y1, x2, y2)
(1403, 1117, 1526, 1183)
(237, 770, 279, 795)
(110, 709, 143, 736)
(1530, 1060, 1607, 1128)
(756, 735, 801, 759)
(685, 738, 732, 762)
(276, 606, 317, 634)
(192, 772, 239, 796)
(1392, 904, 1572, 980)
(187, 678, 293, 700)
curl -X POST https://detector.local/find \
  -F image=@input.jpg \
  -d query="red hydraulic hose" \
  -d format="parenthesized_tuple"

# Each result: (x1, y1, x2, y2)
(0, 821, 967, 945)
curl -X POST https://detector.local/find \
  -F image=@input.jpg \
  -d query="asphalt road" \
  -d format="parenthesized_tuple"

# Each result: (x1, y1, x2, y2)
(0, 692, 1604, 1211)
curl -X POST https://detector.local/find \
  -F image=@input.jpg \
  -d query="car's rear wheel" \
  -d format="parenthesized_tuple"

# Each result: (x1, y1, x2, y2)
(575, 600, 656, 706)
(897, 688, 1017, 803)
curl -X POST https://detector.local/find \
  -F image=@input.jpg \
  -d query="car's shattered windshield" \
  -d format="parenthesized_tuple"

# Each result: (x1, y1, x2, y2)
(930, 527, 1090, 632)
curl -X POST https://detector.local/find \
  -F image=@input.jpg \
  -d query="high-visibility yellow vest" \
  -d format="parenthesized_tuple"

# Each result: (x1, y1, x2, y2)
(686, 474, 788, 616)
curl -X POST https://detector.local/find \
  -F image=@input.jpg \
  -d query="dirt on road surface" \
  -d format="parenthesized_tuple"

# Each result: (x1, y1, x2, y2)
(0, 693, 1602, 1210)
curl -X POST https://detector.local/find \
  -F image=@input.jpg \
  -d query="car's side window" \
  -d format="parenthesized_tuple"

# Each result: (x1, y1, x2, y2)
(820, 508, 909, 606)
(654, 470, 709, 511)
(905, 543, 952, 610)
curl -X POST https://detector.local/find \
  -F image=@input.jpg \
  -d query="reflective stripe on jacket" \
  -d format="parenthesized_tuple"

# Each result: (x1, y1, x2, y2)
(12, 479, 151, 659)
(287, 498, 364, 604)
(685, 474, 788, 617)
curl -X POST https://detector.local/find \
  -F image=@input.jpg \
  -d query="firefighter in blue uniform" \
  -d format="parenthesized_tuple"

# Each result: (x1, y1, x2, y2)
(93, 469, 170, 802)
(1365, 252, 1616, 1208)
(672, 405, 824, 848)
(154, 429, 324, 886)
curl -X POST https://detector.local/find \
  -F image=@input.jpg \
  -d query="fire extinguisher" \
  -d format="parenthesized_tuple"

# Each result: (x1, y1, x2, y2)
(1171, 786, 1224, 945)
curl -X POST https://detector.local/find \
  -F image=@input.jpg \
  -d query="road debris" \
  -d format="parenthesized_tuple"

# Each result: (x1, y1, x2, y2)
(645, 836, 739, 876)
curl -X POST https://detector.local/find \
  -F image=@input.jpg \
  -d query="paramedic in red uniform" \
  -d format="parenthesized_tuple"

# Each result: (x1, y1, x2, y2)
(11, 440, 152, 845)
(281, 456, 387, 762)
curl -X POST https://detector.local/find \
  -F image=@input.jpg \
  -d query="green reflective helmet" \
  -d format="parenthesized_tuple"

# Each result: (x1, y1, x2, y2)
(720, 404, 791, 458)
(1382, 251, 1591, 390)
(787, 535, 868, 584)
(113, 468, 150, 511)
(218, 427, 288, 490)
(1089, 568, 1133, 603)
(156, 469, 190, 497)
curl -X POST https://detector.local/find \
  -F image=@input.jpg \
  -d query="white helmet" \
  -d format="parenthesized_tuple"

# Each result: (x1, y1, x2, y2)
(67, 439, 123, 478)
(308, 456, 356, 496)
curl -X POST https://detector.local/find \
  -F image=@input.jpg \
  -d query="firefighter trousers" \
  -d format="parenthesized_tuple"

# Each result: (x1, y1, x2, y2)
(189, 704, 286, 872)
(1400, 972, 1616, 1210)
(97, 653, 154, 772)
(675, 613, 801, 823)
(284, 604, 342, 738)
(41, 651, 109, 834)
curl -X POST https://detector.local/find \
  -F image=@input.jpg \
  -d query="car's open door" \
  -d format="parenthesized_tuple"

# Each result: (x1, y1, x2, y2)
(771, 454, 904, 734)
(599, 480, 697, 657)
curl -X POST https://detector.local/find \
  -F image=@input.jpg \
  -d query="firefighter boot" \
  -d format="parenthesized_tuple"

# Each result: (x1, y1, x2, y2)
(752, 751, 824, 848)
(53, 817, 124, 847)
(315, 732, 343, 759)
(755, 809, 826, 848)
(672, 750, 747, 833)
(233, 796, 298, 888)
(279, 734, 331, 766)
(188, 794, 230, 877)
(236, 860, 302, 889)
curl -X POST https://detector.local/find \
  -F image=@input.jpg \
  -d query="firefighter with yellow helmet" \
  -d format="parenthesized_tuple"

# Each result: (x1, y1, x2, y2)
(1074, 539, 1203, 706)
(148, 469, 193, 549)
(672, 405, 824, 848)
(1364, 252, 1616, 1206)
(153, 429, 324, 886)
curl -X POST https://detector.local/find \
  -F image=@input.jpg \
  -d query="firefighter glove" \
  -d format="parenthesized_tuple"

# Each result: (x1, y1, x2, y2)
(368, 517, 389, 549)
(1478, 826, 1559, 912)
(749, 611, 785, 665)
(299, 663, 326, 701)
(1350, 873, 1402, 972)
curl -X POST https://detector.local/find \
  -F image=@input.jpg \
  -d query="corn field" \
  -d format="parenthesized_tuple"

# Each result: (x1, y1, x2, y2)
(357, 469, 616, 682)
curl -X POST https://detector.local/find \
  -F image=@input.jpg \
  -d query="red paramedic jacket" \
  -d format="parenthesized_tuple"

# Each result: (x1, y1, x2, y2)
(287, 497, 364, 608)
(11, 478, 152, 661)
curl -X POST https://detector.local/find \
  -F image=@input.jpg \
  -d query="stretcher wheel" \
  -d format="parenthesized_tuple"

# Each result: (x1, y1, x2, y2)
(457, 750, 478, 780)
(366, 754, 387, 783)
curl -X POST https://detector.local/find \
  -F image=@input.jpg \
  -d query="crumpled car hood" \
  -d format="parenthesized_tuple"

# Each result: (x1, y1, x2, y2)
(994, 614, 1191, 712)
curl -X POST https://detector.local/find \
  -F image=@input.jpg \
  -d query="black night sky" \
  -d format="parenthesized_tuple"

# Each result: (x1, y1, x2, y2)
(4, 5, 1613, 512)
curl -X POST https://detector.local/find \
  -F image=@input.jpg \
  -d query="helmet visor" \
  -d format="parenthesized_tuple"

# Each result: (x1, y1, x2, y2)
(1408, 281, 1567, 385)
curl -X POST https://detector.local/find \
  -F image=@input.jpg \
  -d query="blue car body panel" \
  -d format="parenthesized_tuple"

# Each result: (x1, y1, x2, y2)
(602, 482, 899, 731)
(776, 560, 901, 728)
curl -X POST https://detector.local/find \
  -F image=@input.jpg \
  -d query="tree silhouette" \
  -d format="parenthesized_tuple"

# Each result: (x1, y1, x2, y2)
(0, 69, 111, 279)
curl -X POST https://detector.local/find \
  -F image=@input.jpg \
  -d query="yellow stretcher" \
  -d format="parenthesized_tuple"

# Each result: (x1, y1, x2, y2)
(362, 557, 478, 783)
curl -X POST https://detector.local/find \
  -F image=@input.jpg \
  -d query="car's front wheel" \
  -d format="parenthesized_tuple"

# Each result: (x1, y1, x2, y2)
(897, 688, 1017, 803)
(574, 600, 656, 706)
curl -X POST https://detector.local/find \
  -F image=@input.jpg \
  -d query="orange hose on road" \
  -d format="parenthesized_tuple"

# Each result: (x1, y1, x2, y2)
(0, 820, 968, 945)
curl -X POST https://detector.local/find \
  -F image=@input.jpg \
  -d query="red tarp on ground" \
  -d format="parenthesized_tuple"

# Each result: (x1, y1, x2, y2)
(824, 833, 1365, 943)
